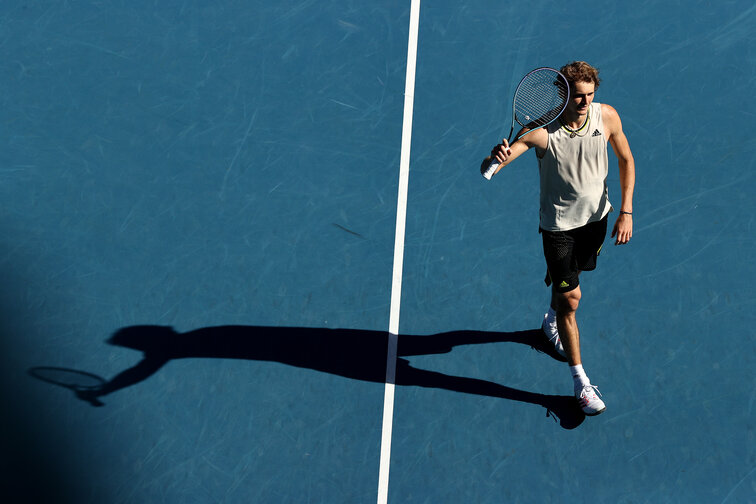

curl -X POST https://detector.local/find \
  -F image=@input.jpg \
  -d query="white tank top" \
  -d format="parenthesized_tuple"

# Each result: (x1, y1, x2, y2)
(537, 102, 612, 231)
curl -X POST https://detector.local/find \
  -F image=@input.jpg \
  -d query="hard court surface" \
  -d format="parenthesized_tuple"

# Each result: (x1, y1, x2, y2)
(1, 1, 754, 503)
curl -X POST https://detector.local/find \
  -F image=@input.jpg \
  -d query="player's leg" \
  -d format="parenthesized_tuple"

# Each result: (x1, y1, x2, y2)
(542, 227, 606, 416)
(540, 229, 573, 357)
(568, 218, 608, 415)
(551, 283, 604, 415)
(552, 285, 581, 366)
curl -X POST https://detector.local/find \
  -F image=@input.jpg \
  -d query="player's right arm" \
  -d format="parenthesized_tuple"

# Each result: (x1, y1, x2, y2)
(480, 127, 548, 178)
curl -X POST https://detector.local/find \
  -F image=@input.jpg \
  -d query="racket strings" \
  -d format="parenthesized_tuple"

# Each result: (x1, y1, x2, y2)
(514, 71, 569, 128)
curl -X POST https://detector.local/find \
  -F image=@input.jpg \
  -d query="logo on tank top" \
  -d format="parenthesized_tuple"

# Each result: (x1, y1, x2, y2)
(592, 129, 601, 137)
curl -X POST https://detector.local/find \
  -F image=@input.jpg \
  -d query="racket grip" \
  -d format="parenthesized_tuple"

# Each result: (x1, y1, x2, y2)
(482, 159, 499, 180)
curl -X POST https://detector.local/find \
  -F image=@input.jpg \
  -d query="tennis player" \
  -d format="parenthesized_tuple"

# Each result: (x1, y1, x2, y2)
(481, 61, 635, 416)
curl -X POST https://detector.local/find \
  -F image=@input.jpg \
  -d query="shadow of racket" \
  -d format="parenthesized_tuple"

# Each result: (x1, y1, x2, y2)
(28, 367, 107, 406)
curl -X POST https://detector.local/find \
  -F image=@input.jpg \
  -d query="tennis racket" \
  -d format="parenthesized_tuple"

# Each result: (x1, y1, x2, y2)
(29, 366, 108, 405)
(28, 366, 105, 391)
(483, 67, 570, 179)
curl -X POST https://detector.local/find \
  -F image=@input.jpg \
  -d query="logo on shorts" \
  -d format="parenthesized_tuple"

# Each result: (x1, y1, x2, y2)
(559, 281, 570, 288)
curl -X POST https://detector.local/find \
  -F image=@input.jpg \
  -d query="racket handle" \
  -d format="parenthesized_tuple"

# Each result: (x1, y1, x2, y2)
(482, 159, 499, 180)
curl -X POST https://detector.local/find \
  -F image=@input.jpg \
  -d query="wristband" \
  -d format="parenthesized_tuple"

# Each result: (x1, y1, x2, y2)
(620, 211, 632, 216)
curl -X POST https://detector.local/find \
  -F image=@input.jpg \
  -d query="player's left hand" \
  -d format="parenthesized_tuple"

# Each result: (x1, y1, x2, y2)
(612, 213, 633, 245)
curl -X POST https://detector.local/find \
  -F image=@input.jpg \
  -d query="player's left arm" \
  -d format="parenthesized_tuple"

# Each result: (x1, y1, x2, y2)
(603, 103, 635, 245)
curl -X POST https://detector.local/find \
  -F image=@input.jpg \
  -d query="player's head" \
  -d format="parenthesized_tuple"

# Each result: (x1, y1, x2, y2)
(560, 61, 600, 89)
(561, 61, 599, 116)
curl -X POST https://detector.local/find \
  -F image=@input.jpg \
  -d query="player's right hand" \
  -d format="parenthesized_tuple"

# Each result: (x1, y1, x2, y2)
(491, 139, 512, 164)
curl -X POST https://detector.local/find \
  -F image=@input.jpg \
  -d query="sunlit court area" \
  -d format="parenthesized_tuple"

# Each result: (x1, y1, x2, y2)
(2, 1, 754, 502)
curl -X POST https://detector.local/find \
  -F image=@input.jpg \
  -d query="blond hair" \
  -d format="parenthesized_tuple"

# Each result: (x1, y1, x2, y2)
(560, 61, 601, 89)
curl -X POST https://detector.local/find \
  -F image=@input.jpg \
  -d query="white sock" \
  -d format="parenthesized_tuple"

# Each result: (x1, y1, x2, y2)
(570, 364, 590, 390)
(546, 307, 556, 323)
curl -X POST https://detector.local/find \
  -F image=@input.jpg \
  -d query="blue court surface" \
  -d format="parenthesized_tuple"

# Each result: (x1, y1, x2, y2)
(2, 1, 755, 503)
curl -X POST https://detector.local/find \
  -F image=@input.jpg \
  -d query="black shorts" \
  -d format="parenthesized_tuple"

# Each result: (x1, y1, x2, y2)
(541, 216, 608, 293)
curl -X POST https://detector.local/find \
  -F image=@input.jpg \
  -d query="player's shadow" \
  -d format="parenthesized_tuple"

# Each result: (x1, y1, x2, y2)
(36, 325, 585, 429)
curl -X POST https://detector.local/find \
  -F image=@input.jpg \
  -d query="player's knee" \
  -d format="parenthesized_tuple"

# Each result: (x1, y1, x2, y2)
(555, 288, 581, 313)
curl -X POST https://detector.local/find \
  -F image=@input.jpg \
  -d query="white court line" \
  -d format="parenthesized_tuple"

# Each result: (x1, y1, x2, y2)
(377, 1, 421, 503)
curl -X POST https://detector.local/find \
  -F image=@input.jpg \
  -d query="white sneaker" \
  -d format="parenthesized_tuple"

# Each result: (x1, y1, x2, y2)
(542, 313, 566, 358)
(575, 384, 606, 416)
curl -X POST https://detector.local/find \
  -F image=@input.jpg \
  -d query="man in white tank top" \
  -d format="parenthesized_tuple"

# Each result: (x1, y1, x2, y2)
(481, 61, 636, 416)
